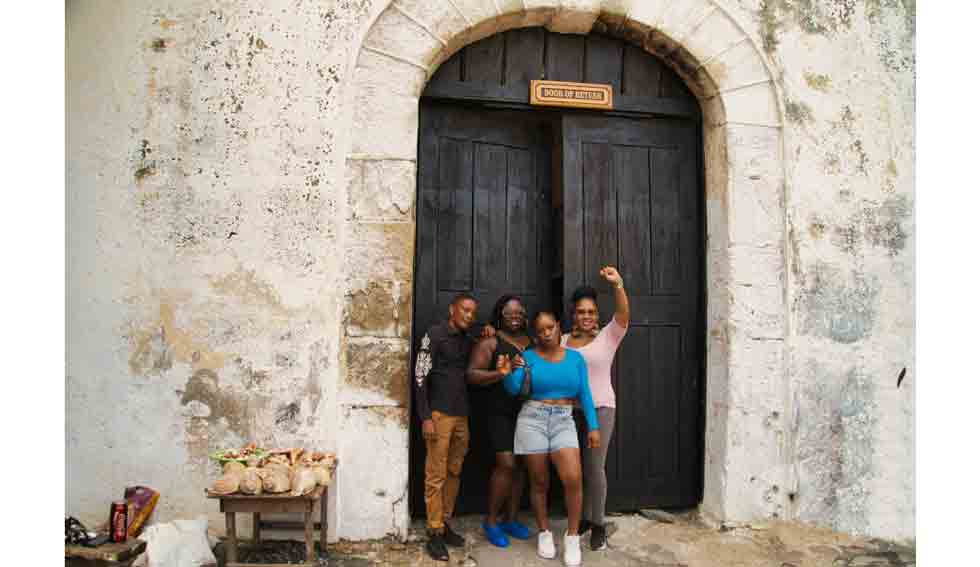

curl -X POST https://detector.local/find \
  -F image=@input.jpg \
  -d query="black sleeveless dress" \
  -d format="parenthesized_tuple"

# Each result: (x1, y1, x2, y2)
(486, 336, 526, 453)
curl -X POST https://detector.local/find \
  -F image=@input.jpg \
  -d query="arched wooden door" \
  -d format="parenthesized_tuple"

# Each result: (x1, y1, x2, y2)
(410, 28, 705, 516)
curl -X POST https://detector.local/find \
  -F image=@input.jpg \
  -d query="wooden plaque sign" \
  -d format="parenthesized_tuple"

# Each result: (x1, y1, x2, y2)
(529, 80, 613, 110)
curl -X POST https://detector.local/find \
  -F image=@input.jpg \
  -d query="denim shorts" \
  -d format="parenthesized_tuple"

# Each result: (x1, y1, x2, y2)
(514, 401, 579, 455)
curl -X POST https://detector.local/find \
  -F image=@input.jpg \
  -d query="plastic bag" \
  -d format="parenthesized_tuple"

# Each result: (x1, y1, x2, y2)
(311, 464, 332, 486)
(291, 466, 316, 496)
(210, 461, 244, 495)
(261, 465, 290, 493)
(240, 466, 263, 495)
(209, 472, 240, 495)
(137, 516, 216, 567)
(66, 516, 94, 545)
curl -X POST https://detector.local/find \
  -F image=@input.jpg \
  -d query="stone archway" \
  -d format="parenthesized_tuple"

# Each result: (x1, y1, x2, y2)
(340, 0, 788, 539)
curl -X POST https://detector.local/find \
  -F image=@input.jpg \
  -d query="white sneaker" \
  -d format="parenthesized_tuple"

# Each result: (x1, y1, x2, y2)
(563, 530, 582, 566)
(537, 529, 557, 559)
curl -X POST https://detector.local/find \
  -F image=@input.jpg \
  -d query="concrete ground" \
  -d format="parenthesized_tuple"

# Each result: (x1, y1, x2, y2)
(217, 511, 915, 566)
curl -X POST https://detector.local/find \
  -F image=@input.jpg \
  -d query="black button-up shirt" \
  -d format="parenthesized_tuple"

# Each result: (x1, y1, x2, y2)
(414, 322, 474, 420)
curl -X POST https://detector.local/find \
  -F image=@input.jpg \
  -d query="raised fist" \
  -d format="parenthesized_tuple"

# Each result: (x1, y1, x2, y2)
(599, 266, 623, 287)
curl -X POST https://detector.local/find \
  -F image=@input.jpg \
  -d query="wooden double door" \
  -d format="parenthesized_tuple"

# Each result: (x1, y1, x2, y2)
(409, 100, 704, 516)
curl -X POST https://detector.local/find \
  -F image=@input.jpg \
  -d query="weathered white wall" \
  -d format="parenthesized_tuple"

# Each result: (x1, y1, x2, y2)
(66, 0, 373, 539)
(67, 0, 914, 543)
(750, 0, 916, 540)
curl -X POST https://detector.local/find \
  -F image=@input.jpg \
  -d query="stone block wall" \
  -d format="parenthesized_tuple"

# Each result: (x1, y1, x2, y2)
(67, 0, 914, 543)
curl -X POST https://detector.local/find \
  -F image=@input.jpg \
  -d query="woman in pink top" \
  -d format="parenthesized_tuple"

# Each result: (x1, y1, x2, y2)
(561, 266, 629, 552)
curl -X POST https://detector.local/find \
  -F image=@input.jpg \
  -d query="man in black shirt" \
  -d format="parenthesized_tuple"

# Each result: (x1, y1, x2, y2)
(414, 292, 478, 561)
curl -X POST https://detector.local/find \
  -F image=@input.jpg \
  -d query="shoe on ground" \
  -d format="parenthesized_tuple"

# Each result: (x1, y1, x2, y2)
(499, 520, 530, 540)
(590, 523, 607, 551)
(426, 533, 450, 561)
(537, 529, 557, 560)
(577, 519, 594, 535)
(563, 530, 582, 566)
(481, 522, 509, 547)
(443, 521, 466, 548)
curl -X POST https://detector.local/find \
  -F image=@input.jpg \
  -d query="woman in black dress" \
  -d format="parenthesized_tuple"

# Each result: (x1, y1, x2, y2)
(466, 294, 532, 547)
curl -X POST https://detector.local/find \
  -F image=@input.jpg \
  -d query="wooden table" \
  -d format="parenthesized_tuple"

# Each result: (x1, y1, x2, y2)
(207, 486, 328, 567)
(65, 539, 147, 567)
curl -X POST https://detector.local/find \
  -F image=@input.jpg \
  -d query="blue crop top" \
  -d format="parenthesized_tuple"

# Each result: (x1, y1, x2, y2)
(503, 349, 599, 431)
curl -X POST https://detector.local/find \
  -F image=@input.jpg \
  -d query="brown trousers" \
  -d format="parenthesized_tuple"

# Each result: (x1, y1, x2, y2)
(424, 410, 470, 531)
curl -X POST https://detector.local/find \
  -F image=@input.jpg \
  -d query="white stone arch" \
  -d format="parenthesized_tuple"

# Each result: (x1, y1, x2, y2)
(342, 0, 790, 535)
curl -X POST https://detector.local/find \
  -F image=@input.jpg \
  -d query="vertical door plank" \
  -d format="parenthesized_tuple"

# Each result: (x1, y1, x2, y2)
(652, 148, 681, 293)
(535, 141, 552, 315)
(437, 138, 473, 290)
(649, 325, 681, 480)
(453, 143, 474, 291)
(614, 146, 653, 295)
(660, 67, 689, 98)
(622, 44, 663, 97)
(616, 326, 648, 510)
(507, 148, 533, 293)
(562, 123, 584, 295)
(465, 33, 505, 84)
(416, 122, 440, 331)
(474, 143, 508, 292)
(582, 142, 617, 288)
(436, 137, 458, 292)
(505, 28, 546, 85)
(545, 33, 585, 82)
(585, 35, 623, 93)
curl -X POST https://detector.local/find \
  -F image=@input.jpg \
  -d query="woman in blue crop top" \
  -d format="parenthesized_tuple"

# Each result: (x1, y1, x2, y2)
(496, 311, 600, 565)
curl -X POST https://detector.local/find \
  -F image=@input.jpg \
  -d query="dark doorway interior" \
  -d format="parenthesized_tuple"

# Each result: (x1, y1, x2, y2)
(409, 28, 706, 519)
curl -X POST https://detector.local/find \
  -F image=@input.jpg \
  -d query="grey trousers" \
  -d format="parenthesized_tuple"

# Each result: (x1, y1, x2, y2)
(576, 407, 616, 525)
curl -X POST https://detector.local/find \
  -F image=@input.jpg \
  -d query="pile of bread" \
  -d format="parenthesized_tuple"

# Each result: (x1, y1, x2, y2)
(209, 448, 337, 497)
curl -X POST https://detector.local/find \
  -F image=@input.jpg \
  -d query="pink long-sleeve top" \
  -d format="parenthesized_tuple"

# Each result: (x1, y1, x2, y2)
(561, 319, 628, 409)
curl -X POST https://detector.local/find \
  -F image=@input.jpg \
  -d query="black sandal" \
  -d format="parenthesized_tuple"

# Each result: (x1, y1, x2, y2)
(426, 533, 450, 561)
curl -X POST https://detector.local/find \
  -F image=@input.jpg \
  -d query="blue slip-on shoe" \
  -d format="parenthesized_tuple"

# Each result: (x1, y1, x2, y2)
(499, 521, 530, 540)
(482, 522, 510, 548)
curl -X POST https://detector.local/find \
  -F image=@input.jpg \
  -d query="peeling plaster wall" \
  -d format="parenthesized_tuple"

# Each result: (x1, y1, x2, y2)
(66, 0, 378, 540)
(745, 0, 915, 541)
(67, 0, 914, 544)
